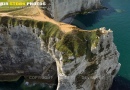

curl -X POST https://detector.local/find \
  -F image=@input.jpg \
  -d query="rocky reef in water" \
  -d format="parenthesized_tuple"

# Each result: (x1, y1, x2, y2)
(0, 16, 120, 90)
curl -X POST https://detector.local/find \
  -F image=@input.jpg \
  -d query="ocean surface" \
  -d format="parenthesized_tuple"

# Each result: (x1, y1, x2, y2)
(0, 0, 130, 90)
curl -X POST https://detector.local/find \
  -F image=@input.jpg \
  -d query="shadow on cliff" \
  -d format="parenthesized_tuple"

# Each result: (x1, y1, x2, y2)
(67, 0, 116, 29)
(109, 75, 130, 90)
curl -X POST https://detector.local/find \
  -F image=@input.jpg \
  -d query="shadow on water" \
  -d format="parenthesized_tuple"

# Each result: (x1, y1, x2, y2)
(0, 76, 24, 90)
(110, 75, 130, 90)
(71, 0, 116, 29)
(0, 76, 58, 90)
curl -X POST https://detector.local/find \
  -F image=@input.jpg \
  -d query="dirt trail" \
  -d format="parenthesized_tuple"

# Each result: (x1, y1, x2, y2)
(0, 6, 77, 33)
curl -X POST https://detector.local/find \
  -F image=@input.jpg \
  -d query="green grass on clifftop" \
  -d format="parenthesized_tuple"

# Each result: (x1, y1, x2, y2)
(0, 16, 102, 64)
(56, 30, 101, 64)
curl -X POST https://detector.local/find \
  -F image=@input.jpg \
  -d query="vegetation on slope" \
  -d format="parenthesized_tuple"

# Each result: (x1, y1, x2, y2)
(9, 6, 40, 16)
(0, 16, 102, 64)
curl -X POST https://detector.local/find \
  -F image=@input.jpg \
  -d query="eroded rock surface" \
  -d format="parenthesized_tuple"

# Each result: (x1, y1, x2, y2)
(0, 24, 57, 83)
(45, 0, 101, 21)
(0, 17, 120, 90)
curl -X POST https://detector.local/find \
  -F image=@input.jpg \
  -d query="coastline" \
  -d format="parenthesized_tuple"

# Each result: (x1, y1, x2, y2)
(61, 5, 108, 24)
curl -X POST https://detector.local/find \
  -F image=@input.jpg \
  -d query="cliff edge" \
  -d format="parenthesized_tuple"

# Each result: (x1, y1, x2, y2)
(45, 0, 101, 21)
(0, 17, 120, 90)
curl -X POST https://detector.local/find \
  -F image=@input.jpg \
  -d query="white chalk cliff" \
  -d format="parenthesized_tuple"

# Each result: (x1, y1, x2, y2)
(0, 17, 120, 90)
(54, 28, 121, 90)
(45, 0, 101, 21)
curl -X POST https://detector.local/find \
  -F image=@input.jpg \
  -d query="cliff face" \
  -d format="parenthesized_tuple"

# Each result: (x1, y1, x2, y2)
(47, 27, 121, 90)
(45, 0, 101, 21)
(0, 17, 57, 83)
(54, 29, 120, 90)
(0, 17, 120, 90)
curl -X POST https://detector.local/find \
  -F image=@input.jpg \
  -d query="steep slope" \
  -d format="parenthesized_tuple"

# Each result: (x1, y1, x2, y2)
(45, 0, 101, 21)
(0, 17, 120, 90)
(0, 5, 77, 33)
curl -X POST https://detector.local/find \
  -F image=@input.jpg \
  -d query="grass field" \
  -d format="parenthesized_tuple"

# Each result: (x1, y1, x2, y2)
(9, 6, 40, 16)
(0, 0, 34, 12)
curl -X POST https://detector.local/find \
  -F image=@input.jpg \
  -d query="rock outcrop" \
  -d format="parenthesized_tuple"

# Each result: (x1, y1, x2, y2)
(54, 28, 121, 90)
(0, 17, 120, 90)
(44, 0, 101, 21)
(0, 17, 57, 83)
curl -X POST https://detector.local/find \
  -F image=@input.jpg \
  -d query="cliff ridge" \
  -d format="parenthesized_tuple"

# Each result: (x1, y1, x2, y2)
(0, 17, 121, 90)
